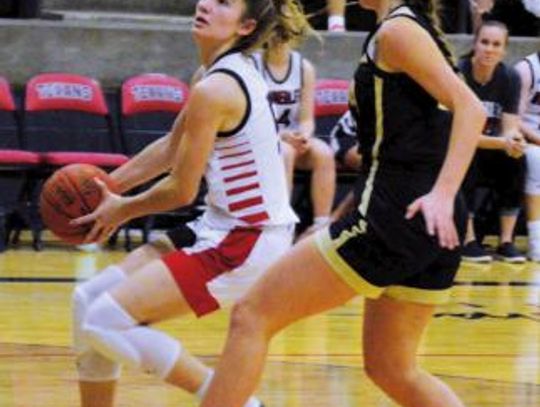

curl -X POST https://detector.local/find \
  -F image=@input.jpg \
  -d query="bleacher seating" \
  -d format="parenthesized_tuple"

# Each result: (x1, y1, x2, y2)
(0, 77, 41, 252)
(120, 73, 189, 155)
(22, 73, 129, 248)
(291, 78, 354, 230)
(119, 73, 202, 249)
(314, 78, 350, 139)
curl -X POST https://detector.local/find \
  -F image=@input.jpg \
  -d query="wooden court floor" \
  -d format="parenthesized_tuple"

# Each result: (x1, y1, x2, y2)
(0, 237, 538, 407)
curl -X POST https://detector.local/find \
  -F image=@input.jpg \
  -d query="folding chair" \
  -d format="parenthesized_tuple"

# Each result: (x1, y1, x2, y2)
(314, 78, 350, 139)
(120, 73, 202, 249)
(23, 73, 129, 248)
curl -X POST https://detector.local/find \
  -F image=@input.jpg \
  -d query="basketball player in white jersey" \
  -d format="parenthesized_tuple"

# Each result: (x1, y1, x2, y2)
(251, 23, 336, 239)
(69, 1, 311, 406)
(515, 51, 540, 260)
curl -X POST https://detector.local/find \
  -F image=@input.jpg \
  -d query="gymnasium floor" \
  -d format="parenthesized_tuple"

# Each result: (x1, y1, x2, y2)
(0, 235, 538, 406)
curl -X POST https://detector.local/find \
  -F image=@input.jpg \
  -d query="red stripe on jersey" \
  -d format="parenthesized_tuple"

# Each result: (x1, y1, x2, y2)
(240, 212, 270, 224)
(229, 196, 264, 212)
(221, 160, 255, 171)
(215, 141, 250, 151)
(219, 150, 252, 160)
(224, 171, 257, 183)
(162, 228, 262, 317)
(226, 183, 260, 196)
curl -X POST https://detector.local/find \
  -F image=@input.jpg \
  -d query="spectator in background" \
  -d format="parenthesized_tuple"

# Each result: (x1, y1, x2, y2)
(515, 51, 540, 261)
(460, 20, 527, 263)
(329, 109, 361, 171)
(300, 0, 376, 32)
(470, 0, 540, 36)
(327, 0, 347, 32)
(251, 15, 336, 239)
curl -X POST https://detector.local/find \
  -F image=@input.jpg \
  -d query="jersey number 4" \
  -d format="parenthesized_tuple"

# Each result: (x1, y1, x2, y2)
(276, 108, 292, 128)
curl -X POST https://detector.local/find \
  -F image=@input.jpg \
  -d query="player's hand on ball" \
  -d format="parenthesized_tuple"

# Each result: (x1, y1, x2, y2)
(71, 178, 126, 243)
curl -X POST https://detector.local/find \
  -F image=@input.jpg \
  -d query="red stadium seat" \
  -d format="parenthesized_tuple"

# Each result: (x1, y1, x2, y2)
(118, 73, 201, 249)
(120, 73, 189, 155)
(314, 78, 350, 139)
(23, 73, 129, 248)
(24, 73, 128, 167)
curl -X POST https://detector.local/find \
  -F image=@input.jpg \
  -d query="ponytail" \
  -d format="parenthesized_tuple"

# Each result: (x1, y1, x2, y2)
(236, 0, 316, 53)
(268, 0, 317, 49)
(235, 0, 278, 53)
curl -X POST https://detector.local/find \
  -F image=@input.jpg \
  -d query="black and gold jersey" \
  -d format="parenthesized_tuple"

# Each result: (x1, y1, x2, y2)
(352, 5, 454, 179)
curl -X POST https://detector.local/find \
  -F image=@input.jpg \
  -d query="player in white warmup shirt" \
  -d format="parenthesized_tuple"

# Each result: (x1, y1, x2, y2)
(515, 51, 540, 260)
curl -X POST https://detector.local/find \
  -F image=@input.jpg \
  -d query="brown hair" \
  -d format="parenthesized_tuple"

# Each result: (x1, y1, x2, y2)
(236, 0, 314, 52)
(474, 20, 509, 46)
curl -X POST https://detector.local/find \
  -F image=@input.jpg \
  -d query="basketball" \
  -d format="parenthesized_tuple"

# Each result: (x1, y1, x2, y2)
(39, 163, 117, 245)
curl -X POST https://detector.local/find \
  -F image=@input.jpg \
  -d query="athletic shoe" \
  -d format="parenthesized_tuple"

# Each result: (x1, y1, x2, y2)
(495, 242, 526, 263)
(462, 240, 493, 263)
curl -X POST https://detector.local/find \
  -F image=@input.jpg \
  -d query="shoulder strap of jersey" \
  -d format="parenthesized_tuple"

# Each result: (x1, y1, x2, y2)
(383, 6, 458, 73)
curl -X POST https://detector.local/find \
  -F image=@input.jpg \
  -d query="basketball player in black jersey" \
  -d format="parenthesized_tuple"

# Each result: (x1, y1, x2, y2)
(200, 1, 486, 406)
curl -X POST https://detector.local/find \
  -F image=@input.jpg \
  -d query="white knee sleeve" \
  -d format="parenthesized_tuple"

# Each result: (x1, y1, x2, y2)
(73, 286, 91, 354)
(528, 220, 540, 261)
(195, 370, 262, 407)
(72, 265, 127, 354)
(78, 265, 127, 300)
(76, 350, 122, 382)
(525, 145, 540, 195)
(122, 326, 182, 379)
(84, 293, 182, 379)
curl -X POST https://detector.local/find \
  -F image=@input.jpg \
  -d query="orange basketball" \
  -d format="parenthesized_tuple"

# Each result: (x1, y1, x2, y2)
(39, 163, 116, 245)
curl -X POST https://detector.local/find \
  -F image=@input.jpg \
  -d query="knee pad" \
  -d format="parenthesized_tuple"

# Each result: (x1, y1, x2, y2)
(83, 293, 140, 368)
(72, 266, 127, 354)
(125, 327, 182, 379)
(83, 293, 182, 379)
(72, 286, 90, 354)
(76, 350, 121, 382)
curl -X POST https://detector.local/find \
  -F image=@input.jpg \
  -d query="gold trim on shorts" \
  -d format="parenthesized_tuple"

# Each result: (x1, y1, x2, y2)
(315, 228, 383, 299)
(384, 286, 452, 305)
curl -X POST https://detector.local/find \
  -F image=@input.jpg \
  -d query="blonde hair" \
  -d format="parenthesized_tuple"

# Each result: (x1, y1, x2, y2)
(236, 0, 315, 53)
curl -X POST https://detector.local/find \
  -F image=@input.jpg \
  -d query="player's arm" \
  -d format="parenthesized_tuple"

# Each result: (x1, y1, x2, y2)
(123, 72, 242, 215)
(378, 17, 486, 247)
(73, 71, 246, 242)
(297, 58, 316, 139)
(122, 73, 234, 215)
(486, 68, 525, 157)
(110, 67, 206, 194)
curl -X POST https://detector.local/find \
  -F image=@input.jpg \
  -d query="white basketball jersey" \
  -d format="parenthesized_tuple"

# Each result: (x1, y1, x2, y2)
(251, 51, 303, 133)
(201, 51, 298, 229)
(523, 52, 540, 131)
